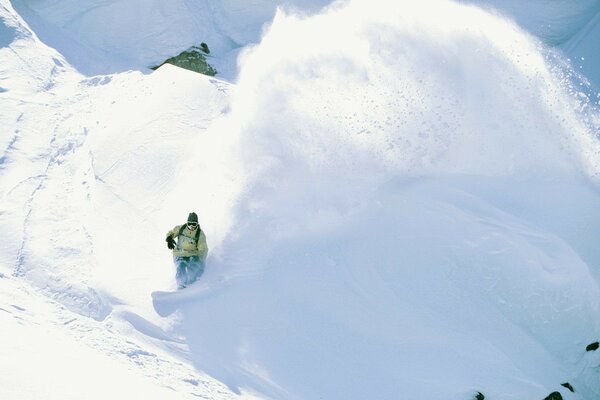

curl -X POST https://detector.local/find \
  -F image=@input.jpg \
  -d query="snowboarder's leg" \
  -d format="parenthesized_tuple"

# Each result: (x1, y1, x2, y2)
(174, 257, 189, 289)
(185, 257, 196, 286)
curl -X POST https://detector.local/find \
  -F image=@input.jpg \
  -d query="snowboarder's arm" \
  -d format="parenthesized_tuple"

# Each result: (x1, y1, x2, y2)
(165, 225, 181, 249)
(166, 225, 181, 239)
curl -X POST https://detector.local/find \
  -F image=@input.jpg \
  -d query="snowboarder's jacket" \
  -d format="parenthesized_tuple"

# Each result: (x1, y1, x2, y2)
(166, 224, 208, 259)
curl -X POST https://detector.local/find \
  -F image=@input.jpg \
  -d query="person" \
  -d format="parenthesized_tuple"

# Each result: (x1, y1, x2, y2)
(165, 212, 208, 289)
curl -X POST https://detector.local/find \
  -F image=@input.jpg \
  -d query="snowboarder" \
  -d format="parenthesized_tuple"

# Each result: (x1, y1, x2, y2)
(165, 212, 208, 289)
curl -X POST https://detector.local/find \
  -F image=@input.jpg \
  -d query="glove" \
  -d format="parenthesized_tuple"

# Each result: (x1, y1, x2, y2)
(166, 236, 175, 250)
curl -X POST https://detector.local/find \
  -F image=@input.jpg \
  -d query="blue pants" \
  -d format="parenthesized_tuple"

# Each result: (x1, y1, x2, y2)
(174, 256, 204, 289)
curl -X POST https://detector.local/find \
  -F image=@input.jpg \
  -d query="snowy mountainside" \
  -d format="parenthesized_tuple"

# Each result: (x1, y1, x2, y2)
(166, 2, 600, 398)
(0, 275, 241, 400)
(2, 0, 600, 399)
(11, 0, 333, 77)
(1, 1, 245, 397)
(12, 0, 600, 81)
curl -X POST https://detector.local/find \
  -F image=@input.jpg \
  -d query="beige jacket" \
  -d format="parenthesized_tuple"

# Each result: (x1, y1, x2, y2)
(166, 224, 208, 259)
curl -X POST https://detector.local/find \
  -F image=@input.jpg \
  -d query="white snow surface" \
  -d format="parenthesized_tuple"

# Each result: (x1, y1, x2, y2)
(10, 0, 333, 77)
(2, 0, 600, 399)
(10, 0, 600, 82)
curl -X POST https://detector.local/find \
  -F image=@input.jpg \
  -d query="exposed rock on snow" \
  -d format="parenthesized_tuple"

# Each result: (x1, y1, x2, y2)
(151, 45, 218, 76)
(561, 382, 575, 393)
(544, 391, 564, 400)
(586, 341, 599, 351)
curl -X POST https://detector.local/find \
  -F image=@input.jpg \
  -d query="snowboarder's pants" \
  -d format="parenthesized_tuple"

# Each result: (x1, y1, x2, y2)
(174, 256, 204, 288)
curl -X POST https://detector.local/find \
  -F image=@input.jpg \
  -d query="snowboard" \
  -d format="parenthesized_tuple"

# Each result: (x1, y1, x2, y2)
(152, 276, 225, 317)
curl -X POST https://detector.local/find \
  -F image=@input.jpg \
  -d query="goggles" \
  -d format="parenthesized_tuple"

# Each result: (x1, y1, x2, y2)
(187, 222, 198, 228)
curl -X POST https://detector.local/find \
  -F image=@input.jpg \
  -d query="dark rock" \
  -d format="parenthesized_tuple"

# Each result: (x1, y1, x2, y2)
(200, 42, 210, 54)
(543, 392, 563, 400)
(586, 341, 599, 351)
(150, 45, 217, 76)
(474, 392, 485, 400)
(560, 382, 574, 392)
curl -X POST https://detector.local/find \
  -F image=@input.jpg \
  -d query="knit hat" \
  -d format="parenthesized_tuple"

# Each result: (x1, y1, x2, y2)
(187, 212, 198, 223)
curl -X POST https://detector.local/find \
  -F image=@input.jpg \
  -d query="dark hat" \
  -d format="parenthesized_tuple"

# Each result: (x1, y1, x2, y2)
(187, 212, 198, 223)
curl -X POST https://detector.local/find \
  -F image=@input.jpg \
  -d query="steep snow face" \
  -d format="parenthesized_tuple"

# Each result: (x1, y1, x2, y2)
(0, 5, 20, 47)
(0, 0, 75, 92)
(86, 65, 234, 313)
(11, 0, 230, 75)
(1, 2, 247, 397)
(1, 0, 233, 318)
(10, 0, 600, 79)
(152, 1, 600, 399)
(11, 0, 333, 76)
(0, 0, 83, 288)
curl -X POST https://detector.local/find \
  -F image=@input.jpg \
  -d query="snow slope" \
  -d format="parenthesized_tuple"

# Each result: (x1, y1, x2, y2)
(0, 275, 242, 400)
(1, 1, 246, 397)
(14, 0, 600, 81)
(11, 0, 333, 77)
(3, 0, 600, 399)
(153, 2, 600, 398)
